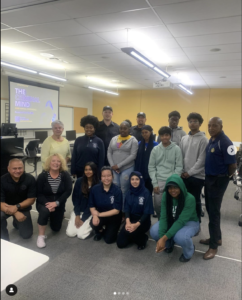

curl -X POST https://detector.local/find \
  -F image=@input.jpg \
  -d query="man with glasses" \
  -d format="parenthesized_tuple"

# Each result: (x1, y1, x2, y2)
(180, 113, 208, 224)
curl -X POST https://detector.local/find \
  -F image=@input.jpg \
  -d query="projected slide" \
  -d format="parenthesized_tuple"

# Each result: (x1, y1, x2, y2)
(9, 79, 59, 129)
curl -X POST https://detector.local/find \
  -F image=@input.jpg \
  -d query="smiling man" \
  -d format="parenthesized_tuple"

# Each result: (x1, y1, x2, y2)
(130, 112, 147, 142)
(1, 159, 36, 241)
(200, 117, 237, 260)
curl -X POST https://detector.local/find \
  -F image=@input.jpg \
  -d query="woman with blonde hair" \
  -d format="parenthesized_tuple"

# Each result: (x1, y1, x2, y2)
(36, 153, 72, 248)
(41, 120, 71, 167)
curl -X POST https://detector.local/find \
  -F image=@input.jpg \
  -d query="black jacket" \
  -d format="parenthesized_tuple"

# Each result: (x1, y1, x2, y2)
(36, 171, 72, 207)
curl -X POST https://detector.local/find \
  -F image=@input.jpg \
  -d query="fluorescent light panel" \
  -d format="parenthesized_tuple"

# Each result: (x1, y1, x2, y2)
(121, 47, 170, 79)
(178, 84, 193, 95)
(1, 61, 37, 74)
(39, 73, 66, 82)
(88, 86, 119, 95)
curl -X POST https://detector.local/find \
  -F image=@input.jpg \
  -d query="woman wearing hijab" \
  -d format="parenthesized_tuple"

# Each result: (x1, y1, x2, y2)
(135, 125, 158, 195)
(150, 174, 199, 262)
(117, 171, 154, 250)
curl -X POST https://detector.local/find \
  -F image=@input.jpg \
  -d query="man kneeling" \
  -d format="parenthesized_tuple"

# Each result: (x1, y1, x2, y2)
(1, 159, 36, 241)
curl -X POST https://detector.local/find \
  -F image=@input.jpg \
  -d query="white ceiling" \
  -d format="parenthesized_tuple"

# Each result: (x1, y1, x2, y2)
(1, 0, 241, 90)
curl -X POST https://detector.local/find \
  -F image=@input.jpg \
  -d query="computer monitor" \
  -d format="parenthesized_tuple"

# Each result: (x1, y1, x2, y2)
(66, 130, 76, 141)
(1, 123, 18, 137)
(1, 137, 24, 155)
(35, 131, 48, 143)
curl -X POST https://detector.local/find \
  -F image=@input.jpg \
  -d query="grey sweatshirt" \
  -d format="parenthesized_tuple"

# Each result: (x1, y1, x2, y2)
(157, 127, 186, 146)
(180, 132, 209, 180)
(107, 136, 138, 172)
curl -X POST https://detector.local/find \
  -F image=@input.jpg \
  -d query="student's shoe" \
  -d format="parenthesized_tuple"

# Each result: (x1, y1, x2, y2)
(164, 246, 174, 253)
(12, 219, 18, 230)
(203, 248, 218, 260)
(199, 238, 222, 246)
(179, 245, 195, 263)
(37, 235, 47, 248)
(93, 232, 103, 241)
(137, 235, 149, 250)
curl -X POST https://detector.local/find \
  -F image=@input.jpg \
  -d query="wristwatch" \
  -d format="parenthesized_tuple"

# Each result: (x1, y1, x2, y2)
(16, 204, 21, 210)
(55, 201, 60, 207)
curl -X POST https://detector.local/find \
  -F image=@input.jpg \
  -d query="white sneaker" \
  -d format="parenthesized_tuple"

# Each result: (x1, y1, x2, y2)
(37, 235, 47, 248)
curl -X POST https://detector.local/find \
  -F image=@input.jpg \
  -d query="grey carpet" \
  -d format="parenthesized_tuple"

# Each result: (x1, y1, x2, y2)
(1, 161, 241, 300)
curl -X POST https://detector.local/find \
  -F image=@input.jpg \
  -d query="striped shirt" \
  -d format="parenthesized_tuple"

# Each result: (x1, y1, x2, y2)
(48, 172, 61, 194)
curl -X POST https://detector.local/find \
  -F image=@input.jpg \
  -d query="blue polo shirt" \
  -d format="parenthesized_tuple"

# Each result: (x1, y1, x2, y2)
(124, 188, 154, 217)
(89, 183, 122, 212)
(205, 131, 236, 176)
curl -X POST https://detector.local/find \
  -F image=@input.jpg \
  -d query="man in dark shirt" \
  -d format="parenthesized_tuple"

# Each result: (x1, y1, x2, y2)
(200, 117, 236, 260)
(95, 106, 119, 165)
(1, 159, 36, 241)
(130, 112, 147, 142)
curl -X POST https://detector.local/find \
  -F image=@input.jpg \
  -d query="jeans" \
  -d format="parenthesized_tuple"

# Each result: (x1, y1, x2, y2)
(153, 181, 166, 220)
(183, 177, 204, 223)
(150, 220, 200, 259)
(205, 175, 230, 249)
(1, 210, 33, 241)
(113, 166, 134, 206)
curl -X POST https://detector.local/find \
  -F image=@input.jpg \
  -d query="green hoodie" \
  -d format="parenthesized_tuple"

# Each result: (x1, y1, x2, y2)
(148, 141, 183, 186)
(159, 174, 198, 239)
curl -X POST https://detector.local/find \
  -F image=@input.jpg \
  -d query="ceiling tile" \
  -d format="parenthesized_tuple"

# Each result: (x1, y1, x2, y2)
(44, 34, 108, 48)
(188, 52, 241, 62)
(150, 0, 198, 5)
(55, 0, 149, 18)
(176, 32, 242, 47)
(4, 40, 58, 52)
(193, 59, 241, 67)
(1, 23, 10, 30)
(80, 52, 133, 62)
(76, 9, 162, 33)
(1, 29, 36, 43)
(19, 20, 91, 39)
(155, 0, 241, 24)
(197, 65, 241, 72)
(167, 16, 241, 37)
(1, 0, 57, 10)
(1, 4, 69, 27)
(183, 44, 241, 56)
(67, 45, 120, 56)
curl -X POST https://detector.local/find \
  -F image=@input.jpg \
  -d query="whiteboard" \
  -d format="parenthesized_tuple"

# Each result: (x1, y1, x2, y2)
(59, 107, 74, 135)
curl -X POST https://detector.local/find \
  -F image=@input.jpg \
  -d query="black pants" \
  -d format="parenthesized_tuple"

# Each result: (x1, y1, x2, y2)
(183, 177, 204, 223)
(205, 175, 230, 249)
(117, 218, 151, 248)
(145, 178, 153, 195)
(36, 202, 65, 232)
(90, 212, 122, 244)
(1, 210, 33, 241)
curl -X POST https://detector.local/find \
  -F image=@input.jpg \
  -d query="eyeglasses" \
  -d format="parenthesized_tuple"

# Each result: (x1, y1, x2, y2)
(188, 120, 199, 124)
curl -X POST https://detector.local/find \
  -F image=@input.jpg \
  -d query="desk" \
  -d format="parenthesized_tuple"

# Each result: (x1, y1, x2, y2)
(1, 240, 49, 291)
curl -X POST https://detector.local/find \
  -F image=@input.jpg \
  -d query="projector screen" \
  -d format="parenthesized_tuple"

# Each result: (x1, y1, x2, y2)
(9, 77, 59, 130)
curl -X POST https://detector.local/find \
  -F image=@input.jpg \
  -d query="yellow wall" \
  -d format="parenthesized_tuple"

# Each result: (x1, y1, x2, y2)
(93, 88, 241, 142)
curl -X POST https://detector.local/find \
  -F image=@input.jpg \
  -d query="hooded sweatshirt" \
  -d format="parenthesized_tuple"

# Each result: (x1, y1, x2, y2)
(180, 131, 209, 180)
(157, 127, 186, 146)
(148, 142, 183, 186)
(159, 174, 198, 239)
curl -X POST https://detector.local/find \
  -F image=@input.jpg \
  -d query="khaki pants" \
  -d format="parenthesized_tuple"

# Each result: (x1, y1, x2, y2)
(154, 181, 166, 220)
(66, 211, 92, 239)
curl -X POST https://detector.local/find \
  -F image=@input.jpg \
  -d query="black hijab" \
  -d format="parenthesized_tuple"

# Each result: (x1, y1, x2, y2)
(135, 125, 154, 180)
(129, 171, 146, 195)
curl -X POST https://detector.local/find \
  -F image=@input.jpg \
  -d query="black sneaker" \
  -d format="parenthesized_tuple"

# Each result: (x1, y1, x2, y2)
(137, 235, 149, 250)
(93, 232, 103, 241)
(12, 220, 18, 230)
(164, 246, 174, 253)
(179, 245, 195, 262)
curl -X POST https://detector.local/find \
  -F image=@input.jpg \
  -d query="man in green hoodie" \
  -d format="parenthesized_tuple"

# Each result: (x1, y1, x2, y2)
(148, 126, 183, 219)
(150, 174, 199, 262)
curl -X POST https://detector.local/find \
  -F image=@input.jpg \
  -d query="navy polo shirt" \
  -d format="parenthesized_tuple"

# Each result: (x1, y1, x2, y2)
(205, 131, 236, 176)
(124, 189, 154, 217)
(89, 183, 122, 212)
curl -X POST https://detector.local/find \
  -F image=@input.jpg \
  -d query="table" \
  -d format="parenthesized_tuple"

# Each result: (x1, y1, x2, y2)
(1, 240, 49, 292)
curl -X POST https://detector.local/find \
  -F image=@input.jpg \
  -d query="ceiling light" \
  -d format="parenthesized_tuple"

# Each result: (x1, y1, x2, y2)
(88, 86, 105, 92)
(88, 86, 119, 95)
(40, 53, 54, 58)
(1, 61, 37, 74)
(130, 51, 154, 68)
(39, 73, 67, 82)
(121, 47, 170, 79)
(178, 84, 193, 95)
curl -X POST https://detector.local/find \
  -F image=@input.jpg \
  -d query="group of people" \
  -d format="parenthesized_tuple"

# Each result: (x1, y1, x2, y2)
(1, 106, 236, 263)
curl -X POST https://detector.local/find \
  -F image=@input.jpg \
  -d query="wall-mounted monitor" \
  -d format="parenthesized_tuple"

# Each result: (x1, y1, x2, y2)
(66, 130, 76, 141)
(9, 77, 59, 130)
(1, 123, 17, 136)
(35, 131, 48, 143)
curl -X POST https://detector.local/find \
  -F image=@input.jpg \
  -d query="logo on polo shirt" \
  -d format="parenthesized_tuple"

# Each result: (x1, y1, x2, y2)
(93, 143, 97, 148)
(20, 185, 27, 190)
(139, 197, 144, 205)
(211, 148, 215, 153)
(110, 196, 114, 204)
(227, 145, 237, 155)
